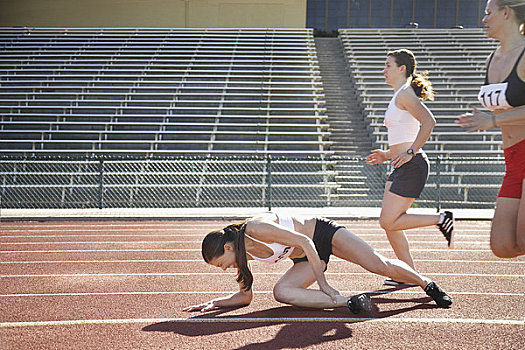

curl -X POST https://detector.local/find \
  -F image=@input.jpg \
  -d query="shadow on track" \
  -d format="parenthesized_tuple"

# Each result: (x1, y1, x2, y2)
(142, 288, 439, 349)
(142, 307, 354, 349)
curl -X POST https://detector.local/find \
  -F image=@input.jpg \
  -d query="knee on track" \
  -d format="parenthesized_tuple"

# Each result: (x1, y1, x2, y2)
(273, 284, 294, 304)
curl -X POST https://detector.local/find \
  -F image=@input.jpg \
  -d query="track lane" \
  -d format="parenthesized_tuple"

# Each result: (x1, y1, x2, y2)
(1, 219, 523, 350)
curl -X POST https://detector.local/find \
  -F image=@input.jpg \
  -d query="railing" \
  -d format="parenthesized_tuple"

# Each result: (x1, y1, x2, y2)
(0, 155, 503, 210)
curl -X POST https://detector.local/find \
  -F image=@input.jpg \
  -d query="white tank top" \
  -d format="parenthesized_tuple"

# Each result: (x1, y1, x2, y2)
(384, 84, 421, 146)
(245, 213, 295, 264)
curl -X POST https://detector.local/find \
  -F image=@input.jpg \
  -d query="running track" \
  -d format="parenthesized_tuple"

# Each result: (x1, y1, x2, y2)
(1, 219, 523, 349)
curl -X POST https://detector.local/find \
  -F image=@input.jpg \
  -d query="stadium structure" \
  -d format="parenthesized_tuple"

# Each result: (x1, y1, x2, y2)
(0, 0, 504, 209)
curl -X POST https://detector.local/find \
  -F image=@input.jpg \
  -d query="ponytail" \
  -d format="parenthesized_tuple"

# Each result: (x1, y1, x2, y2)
(388, 49, 434, 101)
(410, 72, 434, 101)
(201, 221, 253, 291)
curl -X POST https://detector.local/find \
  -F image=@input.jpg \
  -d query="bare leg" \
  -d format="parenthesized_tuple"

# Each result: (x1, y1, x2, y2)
(380, 182, 440, 232)
(331, 227, 432, 288)
(273, 261, 349, 309)
(379, 182, 436, 267)
(518, 180, 525, 254)
(384, 229, 415, 268)
(490, 180, 525, 258)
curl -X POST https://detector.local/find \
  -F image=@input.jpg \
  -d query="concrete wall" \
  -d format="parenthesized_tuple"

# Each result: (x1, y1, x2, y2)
(0, 0, 306, 28)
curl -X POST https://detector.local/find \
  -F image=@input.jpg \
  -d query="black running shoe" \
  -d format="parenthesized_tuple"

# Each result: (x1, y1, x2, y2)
(424, 282, 452, 308)
(347, 293, 372, 314)
(437, 211, 454, 248)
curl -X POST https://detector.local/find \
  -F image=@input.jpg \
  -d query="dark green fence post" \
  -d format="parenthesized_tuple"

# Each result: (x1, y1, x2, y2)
(435, 156, 441, 212)
(266, 155, 272, 211)
(98, 158, 104, 209)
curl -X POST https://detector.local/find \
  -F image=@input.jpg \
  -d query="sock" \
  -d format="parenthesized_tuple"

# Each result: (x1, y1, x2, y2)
(437, 213, 445, 225)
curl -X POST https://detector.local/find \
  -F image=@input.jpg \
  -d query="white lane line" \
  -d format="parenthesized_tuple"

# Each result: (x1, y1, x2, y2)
(0, 316, 522, 328)
(0, 233, 492, 238)
(0, 259, 206, 264)
(0, 223, 230, 228)
(412, 259, 525, 264)
(0, 235, 208, 238)
(1, 259, 522, 264)
(0, 229, 218, 234)
(0, 241, 204, 244)
(1, 272, 522, 278)
(0, 248, 497, 253)
(0, 241, 491, 245)
(0, 222, 491, 226)
(0, 229, 491, 235)
(1, 290, 523, 297)
(0, 249, 200, 253)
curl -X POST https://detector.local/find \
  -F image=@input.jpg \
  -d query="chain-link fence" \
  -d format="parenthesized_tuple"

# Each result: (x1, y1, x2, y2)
(0, 155, 504, 210)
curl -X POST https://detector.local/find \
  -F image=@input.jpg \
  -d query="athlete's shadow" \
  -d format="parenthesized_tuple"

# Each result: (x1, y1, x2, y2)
(142, 306, 355, 349)
(142, 287, 439, 349)
(369, 285, 439, 317)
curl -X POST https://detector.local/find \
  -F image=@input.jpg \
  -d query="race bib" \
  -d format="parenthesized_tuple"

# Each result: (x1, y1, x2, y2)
(478, 82, 511, 110)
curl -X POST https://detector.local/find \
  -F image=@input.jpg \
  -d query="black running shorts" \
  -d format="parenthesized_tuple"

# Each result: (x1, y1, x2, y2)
(291, 218, 345, 267)
(387, 153, 429, 198)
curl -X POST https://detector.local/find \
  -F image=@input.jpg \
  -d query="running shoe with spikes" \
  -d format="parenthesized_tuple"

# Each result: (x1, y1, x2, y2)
(424, 281, 452, 308)
(437, 211, 454, 248)
(347, 293, 372, 314)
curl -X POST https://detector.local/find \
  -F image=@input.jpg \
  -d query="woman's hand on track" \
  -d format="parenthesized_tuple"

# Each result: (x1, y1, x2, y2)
(182, 300, 217, 312)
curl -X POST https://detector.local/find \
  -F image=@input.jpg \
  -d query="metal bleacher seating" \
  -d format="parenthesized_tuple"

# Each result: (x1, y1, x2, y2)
(0, 28, 338, 208)
(339, 28, 505, 206)
(0, 27, 329, 156)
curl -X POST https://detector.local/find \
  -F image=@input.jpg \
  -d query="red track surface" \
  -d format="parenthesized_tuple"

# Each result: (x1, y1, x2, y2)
(1, 219, 523, 349)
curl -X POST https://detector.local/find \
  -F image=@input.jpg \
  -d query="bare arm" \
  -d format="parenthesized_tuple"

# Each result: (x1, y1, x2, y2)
(456, 105, 525, 131)
(183, 270, 253, 312)
(366, 148, 391, 165)
(246, 220, 340, 303)
(495, 105, 525, 125)
(398, 90, 436, 153)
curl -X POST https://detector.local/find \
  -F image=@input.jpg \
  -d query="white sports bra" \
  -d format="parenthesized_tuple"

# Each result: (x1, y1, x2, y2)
(384, 84, 421, 146)
(246, 213, 295, 264)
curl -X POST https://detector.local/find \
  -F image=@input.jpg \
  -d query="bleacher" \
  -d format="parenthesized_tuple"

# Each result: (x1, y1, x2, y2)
(0, 27, 329, 156)
(0, 27, 506, 208)
(339, 28, 505, 206)
(0, 28, 339, 208)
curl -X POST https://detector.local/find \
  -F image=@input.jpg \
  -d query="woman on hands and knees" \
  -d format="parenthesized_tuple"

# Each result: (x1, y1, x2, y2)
(457, 0, 525, 258)
(183, 213, 452, 314)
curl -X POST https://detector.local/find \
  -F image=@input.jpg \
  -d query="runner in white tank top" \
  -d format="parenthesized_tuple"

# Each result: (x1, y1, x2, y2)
(384, 82, 421, 146)
(366, 49, 454, 284)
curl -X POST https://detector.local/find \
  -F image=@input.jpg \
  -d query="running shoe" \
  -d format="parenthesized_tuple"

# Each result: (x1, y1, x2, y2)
(424, 281, 452, 308)
(384, 279, 417, 287)
(437, 211, 454, 248)
(347, 293, 372, 314)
